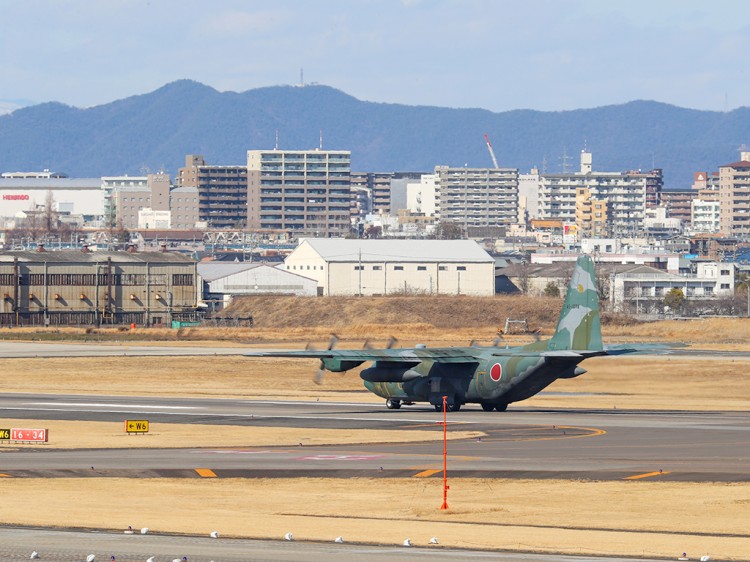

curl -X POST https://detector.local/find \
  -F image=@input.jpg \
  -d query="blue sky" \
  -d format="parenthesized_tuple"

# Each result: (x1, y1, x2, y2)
(2, 0, 749, 113)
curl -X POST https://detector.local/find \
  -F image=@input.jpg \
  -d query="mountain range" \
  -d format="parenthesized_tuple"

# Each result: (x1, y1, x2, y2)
(0, 79, 747, 188)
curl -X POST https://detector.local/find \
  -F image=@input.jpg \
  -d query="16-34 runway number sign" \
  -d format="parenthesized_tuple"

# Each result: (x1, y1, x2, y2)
(10, 428, 48, 442)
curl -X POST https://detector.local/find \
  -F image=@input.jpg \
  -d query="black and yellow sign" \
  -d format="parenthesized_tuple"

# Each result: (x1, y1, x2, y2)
(0, 429, 9, 440)
(125, 420, 149, 434)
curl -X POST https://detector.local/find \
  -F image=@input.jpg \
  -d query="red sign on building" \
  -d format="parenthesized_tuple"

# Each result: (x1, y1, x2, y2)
(2, 194, 30, 201)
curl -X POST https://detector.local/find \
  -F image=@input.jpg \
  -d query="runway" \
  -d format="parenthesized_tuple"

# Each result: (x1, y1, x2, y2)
(1, 393, 748, 481)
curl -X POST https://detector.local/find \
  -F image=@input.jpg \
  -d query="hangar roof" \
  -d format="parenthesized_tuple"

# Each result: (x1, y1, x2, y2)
(298, 239, 493, 263)
(197, 261, 261, 282)
(0, 250, 195, 264)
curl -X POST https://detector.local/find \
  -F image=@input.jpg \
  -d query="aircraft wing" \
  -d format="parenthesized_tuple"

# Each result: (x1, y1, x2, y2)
(243, 347, 480, 363)
(244, 347, 611, 363)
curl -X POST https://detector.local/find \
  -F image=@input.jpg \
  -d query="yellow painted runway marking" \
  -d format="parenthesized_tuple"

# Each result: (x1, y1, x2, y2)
(413, 469, 442, 478)
(624, 471, 671, 480)
(195, 468, 217, 478)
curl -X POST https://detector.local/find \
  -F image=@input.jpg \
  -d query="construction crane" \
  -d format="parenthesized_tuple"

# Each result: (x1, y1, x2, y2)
(483, 134, 500, 169)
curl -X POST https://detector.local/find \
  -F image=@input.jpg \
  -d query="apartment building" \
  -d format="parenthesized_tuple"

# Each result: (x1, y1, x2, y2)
(434, 166, 518, 232)
(350, 172, 393, 216)
(246, 149, 351, 237)
(113, 173, 170, 230)
(574, 187, 608, 238)
(538, 151, 662, 235)
(718, 152, 750, 236)
(661, 190, 692, 222)
(176, 155, 248, 229)
(691, 199, 721, 233)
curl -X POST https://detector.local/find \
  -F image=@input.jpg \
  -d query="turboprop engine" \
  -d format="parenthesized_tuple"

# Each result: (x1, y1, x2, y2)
(359, 362, 422, 383)
(557, 366, 587, 379)
(320, 358, 366, 373)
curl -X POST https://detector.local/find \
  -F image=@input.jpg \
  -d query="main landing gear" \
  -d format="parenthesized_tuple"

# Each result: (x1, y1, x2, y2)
(434, 403, 461, 412)
(481, 402, 508, 412)
(385, 399, 401, 410)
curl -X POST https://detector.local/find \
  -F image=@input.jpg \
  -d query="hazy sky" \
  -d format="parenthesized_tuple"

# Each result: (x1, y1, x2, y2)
(2, 0, 749, 113)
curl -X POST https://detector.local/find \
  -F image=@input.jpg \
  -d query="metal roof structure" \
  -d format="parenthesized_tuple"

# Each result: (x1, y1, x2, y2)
(0, 178, 102, 189)
(299, 239, 494, 263)
(0, 250, 195, 264)
(197, 261, 262, 282)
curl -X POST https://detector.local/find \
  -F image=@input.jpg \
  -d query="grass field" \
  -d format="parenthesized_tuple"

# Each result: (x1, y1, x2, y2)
(0, 478, 745, 560)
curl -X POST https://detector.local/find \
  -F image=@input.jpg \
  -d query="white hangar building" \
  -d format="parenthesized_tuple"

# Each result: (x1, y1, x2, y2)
(283, 239, 495, 296)
(198, 262, 318, 305)
(0, 177, 104, 221)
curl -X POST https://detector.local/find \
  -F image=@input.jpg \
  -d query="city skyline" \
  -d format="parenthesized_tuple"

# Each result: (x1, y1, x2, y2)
(2, 1, 749, 114)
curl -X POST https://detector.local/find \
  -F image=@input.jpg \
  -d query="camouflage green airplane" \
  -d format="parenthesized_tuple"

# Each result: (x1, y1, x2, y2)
(246, 255, 629, 412)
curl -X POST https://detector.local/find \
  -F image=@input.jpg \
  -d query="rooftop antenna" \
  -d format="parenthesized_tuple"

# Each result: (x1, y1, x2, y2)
(319, 129, 323, 150)
(275, 129, 279, 150)
(300, 68, 304, 87)
(542, 155, 548, 174)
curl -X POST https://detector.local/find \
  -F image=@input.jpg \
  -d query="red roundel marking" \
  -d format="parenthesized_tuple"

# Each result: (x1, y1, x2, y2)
(489, 363, 502, 382)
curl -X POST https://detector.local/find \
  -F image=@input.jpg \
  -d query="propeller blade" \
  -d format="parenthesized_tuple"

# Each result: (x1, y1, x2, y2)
(492, 336, 502, 347)
(313, 367, 325, 385)
(327, 333, 339, 350)
(469, 339, 478, 347)
(386, 336, 397, 349)
(363, 339, 373, 349)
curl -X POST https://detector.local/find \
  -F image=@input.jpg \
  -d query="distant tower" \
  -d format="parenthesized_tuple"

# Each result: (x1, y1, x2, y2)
(580, 149, 592, 174)
(560, 146, 572, 174)
(300, 68, 304, 87)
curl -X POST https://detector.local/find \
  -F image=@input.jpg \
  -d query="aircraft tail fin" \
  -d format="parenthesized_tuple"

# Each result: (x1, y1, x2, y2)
(547, 255, 603, 352)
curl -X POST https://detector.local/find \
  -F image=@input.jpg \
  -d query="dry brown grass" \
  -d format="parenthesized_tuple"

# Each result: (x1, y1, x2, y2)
(0, 418, 481, 449)
(0, 478, 746, 559)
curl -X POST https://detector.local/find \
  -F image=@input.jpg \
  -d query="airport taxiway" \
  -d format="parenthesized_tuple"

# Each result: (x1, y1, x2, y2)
(0, 393, 748, 481)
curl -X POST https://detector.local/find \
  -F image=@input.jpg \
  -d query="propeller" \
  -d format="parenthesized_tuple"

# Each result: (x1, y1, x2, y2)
(386, 335, 397, 349)
(313, 333, 339, 385)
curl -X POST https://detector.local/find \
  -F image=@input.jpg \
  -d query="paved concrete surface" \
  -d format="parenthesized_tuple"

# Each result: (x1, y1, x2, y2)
(0, 527, 674, 562)
(0, 394, 748, 481)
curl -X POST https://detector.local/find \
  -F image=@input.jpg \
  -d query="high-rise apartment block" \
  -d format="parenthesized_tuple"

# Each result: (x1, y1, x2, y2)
(719, 152, 750, 235)
(246, 149, 351, 237)
(538, 151, 662, 236)
(350, 172, 393, 216)
(176, 155, 248, 229)
(434, 166, 519, 231)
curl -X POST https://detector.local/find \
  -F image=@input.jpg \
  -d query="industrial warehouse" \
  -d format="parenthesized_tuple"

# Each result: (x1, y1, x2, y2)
(0, 248, 197, 326)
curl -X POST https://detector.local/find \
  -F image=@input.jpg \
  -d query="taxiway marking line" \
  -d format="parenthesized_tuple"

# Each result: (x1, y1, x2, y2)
(195, 468, 217, 478)
(624, 471, 671, 480)
(413, 469, 442, 478)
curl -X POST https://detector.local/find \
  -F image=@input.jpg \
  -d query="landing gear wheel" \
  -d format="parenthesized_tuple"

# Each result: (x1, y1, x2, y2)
(448, 403, 461, 412)
(386, 399, 401, 410)
(434, 404, 442, 412)
(481, 403, 495, 412)
(495, 403, 508, 412)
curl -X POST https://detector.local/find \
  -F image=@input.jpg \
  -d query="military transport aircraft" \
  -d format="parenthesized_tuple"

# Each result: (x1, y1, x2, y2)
(246, 254, 636, 412)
